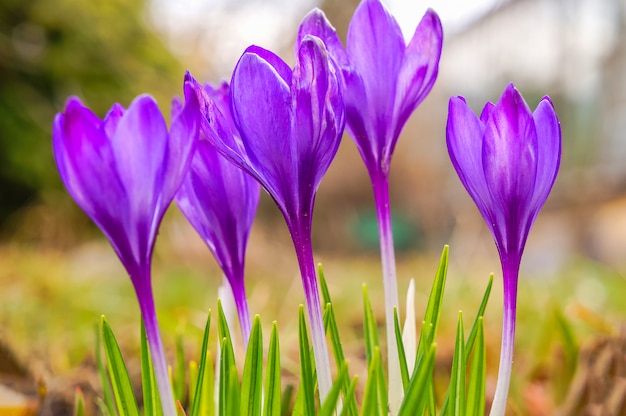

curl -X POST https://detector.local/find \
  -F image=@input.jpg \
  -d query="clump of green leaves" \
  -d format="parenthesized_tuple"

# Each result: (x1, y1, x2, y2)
(86, 246, 493, 416)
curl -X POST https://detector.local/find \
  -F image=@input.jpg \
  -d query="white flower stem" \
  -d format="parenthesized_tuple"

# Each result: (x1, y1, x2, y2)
(402, 279, 417, 370)
(372, 174, 402, 416)
(489, 265, 519, 416)
(219, 276, 249, 347)
(289, 219, 333, 402)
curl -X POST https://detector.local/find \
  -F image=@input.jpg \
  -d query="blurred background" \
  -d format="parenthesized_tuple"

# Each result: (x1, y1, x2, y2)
(2, 0, 626, 414)
(4, 0, 626, 267)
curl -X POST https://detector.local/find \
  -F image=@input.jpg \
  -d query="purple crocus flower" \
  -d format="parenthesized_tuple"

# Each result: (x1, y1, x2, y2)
(175, 81, 260, 345)
(297, 1, 443, 407)
(185, 35, 344, 400)
(53, 92, 198, 416)
(446, 83, 561, 415)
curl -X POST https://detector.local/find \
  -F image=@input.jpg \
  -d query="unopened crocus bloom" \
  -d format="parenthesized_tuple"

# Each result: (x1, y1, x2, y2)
(186, 35, 344, 400)
(53, 92, 198, 416)
(175, 81, 260, 345)
(297, 1, 443, 408)
(446, 83, 561, 415)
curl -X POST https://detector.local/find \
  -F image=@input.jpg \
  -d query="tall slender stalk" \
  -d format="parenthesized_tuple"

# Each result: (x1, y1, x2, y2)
(489, 259, 519, 416)
(371, 172, 402, 414)
(135, 279, 176, 416)
(227, 274, 252, 346)
(289, 218, 333, 402)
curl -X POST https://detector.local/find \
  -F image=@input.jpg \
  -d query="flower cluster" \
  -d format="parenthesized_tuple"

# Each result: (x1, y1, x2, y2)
(52, 0, 561, 414)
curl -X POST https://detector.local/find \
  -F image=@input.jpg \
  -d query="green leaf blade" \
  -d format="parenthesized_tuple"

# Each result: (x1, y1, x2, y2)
(339, 377, 358, 416)
(95, 323, 116, 416)
(465, 318, 486, 416)
(449, 311, 466, 416)
(140, 320, 161, 416)
(241, 315, 263, 416)
(101, 316, 140, 416)
(219, 337, 240, 416)
(190, 311, 213, 416)
(264, 322, 282, 416)
(217, 300, 234, 349)
(398, 343, 437, 416)
(394, 307, 409, 392)
(324, 303, 358, 416)
(362, 284, 379, 367)
(464, 274, 493, 363)
(360, 347, 381, 416)
(415, 246, 449, 376)
(318, 264, 332, 307)
(298, 305, 316, 416)
(319, 363, 348, 416)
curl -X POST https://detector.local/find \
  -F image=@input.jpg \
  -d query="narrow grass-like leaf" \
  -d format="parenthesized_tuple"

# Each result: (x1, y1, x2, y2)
(362, 284, 379, 366)
(375, 347, 387, 416)
(416, 247, 448, 363)
(448, 312, 466, 416)
(174, 332, 186, 404)
(411, 247, 448, 413)
(200, 351, 215, 416)
(74, 387, 85, 416)
(290, 360, 307, 412)
(217, 300, 233, 349)
(323, 303, 358, 416)
(319, 362, 348, 416)
(219, 342, 229, 416)
(95, 323, 116, 416)
(280, 384, 295, 416)
(228, 365, 241, 416)
(241, 315, 263, 416)
(140, 320, 161, 416)
(440, 275, 492, 414)
(101, 316, 140, 416)
(319, 263, 346, 366)
(320, 264, 356, 410)
(393, 307, 409, 391)
(219, 337, 240, 416)
(427, 383, 436, 416)
(398, 343, 437, 416)
(292, 364, 304, 413)
(264, 322, 282, 416)
(339, 377, 358, 416)
(423, 246, 449, 330)
(217, 300, 237, 415)
(190, 311, 214, 416)
(298, 305, 316, 416)
(322, 301, 344, 366)
(465, 318, 486, 416)
(360, 346, 381, 416)
(464, 274, 493, 363)
(318, 264, 332, 306)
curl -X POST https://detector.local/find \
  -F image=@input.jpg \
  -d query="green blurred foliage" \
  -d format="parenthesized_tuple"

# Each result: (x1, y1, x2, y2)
(0, 0, 184, 225)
